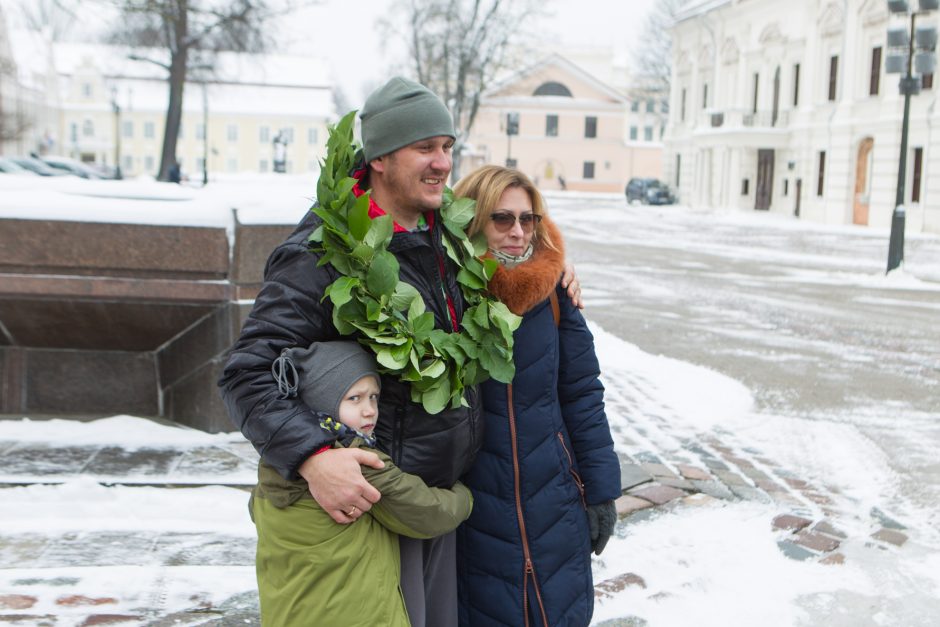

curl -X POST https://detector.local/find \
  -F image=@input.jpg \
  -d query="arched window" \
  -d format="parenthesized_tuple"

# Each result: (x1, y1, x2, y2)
(533, 81, 572, 97)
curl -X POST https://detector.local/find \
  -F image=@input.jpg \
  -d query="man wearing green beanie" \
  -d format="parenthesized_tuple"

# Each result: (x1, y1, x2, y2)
(359, 76, 457, 230)
(221, 77, 469, 627)
(360, 76, 457, 163)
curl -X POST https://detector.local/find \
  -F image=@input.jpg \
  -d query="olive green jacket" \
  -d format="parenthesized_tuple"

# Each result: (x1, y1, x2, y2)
(252, 439, 473, 626)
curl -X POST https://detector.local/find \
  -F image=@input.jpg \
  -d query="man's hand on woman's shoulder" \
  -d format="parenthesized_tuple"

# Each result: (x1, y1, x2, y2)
(562, 262, 584, 309)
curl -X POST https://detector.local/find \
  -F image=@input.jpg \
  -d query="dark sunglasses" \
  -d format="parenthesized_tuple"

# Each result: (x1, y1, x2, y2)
(489, 212, 542, 233)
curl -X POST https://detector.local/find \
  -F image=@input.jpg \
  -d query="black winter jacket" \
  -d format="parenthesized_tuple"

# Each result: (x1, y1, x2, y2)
(218, 209, 483, 488)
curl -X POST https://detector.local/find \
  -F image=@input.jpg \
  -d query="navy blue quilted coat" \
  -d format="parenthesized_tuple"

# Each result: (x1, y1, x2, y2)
(457, 220, 621, 627)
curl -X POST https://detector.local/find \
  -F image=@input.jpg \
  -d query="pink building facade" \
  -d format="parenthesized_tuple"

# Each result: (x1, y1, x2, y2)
(464, 54, 663, 193)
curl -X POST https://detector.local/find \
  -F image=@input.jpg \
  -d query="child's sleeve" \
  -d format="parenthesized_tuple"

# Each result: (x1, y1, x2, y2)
(361, 456, 473, 539)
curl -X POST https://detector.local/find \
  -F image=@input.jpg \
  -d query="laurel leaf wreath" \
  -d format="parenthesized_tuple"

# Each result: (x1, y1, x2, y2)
(308, 110, 521, 414)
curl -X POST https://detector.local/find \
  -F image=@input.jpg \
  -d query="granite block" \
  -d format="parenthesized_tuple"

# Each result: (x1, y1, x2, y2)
(712, 470, 751, 487)
(163, 358, 232, 433)
(0, 219, 229, 279)
(26, 349, 157, 416)
(812, 521, 847, 539)
(153, 533, 255, 566)
(2, 445, 96, 476)
(871, 528, 908, 546)
(83, 447, 183, 477)
(0, 299, 215, 351)
(795, 530, 840, 553)
(676, 464, 711, 481)
(157, 303, 234, 387)
(772, 514, 813, 532)
(615, 495, 655, 517)
(870, 507, 907, 530)
(174, 446, 256, 478)
(0, 534, 52, 569)
(231, 222, 295, 285)
(777, 540, 815, 561)
(820, 553, 846, 565)
(656, 477, 696, 491)
(639, 462, 677, 479)
(729, 485, 772, 502)
(594, 572, 647, 599)
(702, 458, 729, 471)
(691, 480, 735, 500)
(0, 347, 25, 413)
(629, 484, 687, 505)
(0, 595, 37, 610)
(620, 463, 653, 492)
(37, 532, 158, 567)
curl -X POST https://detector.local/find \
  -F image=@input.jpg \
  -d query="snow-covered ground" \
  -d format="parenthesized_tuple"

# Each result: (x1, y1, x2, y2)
(2, 177, 939, 624)
(549, 196, 940, 625)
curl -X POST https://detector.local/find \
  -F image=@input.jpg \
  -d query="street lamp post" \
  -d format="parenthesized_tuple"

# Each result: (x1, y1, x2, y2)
(202, 80, 209, 186)
(885, 0, 937, 272)
(110, 87, 123, 180)
(505, 112, 518, 167)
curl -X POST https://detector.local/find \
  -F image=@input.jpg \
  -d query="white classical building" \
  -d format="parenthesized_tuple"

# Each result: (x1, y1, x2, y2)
(3, 27, 335, 179)
(664, 0, 940, 234)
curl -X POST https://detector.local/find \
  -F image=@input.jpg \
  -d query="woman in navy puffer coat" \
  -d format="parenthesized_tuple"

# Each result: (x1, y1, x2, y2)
(453, 166, 622, 626)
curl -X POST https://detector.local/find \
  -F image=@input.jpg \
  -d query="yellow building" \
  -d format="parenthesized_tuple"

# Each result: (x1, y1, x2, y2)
(8, 31, 334, 179)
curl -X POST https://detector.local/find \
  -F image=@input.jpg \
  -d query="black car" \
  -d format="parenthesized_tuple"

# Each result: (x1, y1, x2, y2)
(625, 178, 676, 205)
(39, 155, 106, 179)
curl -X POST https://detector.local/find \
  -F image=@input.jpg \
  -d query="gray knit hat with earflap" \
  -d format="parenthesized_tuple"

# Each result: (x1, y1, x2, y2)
(272, 341, 380, 420)
(359, 76, 456, 162)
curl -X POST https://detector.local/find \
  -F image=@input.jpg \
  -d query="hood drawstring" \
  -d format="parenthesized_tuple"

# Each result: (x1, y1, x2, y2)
(271, 351, 299, 399)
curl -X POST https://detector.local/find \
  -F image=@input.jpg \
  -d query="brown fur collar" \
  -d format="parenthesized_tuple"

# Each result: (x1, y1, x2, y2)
(487, 215, 565, 315)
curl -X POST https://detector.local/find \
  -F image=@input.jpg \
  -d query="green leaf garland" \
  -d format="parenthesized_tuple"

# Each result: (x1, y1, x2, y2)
(308, 110, 521, 414)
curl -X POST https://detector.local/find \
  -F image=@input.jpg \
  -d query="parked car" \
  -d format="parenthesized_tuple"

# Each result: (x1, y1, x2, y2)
(625, 177, 677, 205)
(38, 155, 106, 179)
(9, 156, 69, 176)
(87, 162, 121, 179)
(0, 157, 38, 175)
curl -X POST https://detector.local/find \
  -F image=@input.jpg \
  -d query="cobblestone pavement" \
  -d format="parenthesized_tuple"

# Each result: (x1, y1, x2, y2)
(0, 414, 914, 626)
(588, 358, 915, 618)
(0, 435, 259, 626)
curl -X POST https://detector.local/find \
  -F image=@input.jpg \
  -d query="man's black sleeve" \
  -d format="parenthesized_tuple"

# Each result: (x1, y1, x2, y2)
(218, 240, 342, 480)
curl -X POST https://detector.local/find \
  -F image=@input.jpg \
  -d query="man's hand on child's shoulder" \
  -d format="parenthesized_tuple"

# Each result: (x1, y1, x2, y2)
(299, 447, 384, 524)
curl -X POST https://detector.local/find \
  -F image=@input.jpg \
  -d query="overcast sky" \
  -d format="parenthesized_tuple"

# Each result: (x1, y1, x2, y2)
(1, 0, 657, 107)
(277, 0, 658, 105)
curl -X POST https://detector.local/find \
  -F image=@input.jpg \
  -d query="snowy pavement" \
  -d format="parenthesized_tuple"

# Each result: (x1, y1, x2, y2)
(0, 417, 259, 625)
(2, 192, 939, 626)
(551, 196, 940, 626)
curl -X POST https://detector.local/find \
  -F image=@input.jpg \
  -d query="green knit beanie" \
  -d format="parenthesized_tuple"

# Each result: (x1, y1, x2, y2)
(360, 77, 456, 162)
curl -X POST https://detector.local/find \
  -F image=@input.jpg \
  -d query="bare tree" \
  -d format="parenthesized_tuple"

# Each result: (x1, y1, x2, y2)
(16, 0, 80, 41)
(106, 0, 304, 181)
(382, 0, 544, 178)
(630, 0, 685, 130)
(0, 58, 32, 145)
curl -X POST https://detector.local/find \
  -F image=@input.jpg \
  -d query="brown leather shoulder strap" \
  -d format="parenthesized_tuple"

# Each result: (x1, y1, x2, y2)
(549, 290, 560, 327)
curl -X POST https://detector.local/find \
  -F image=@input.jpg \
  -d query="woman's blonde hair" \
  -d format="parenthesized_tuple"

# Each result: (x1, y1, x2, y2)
(452, 165, 558, 251)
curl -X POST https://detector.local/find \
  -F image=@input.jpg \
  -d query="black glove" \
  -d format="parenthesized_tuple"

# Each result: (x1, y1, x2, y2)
(586, 500, 617, 556)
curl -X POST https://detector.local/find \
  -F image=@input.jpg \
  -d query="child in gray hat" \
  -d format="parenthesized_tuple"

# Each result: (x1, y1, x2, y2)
(251, 341, 473, 627)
